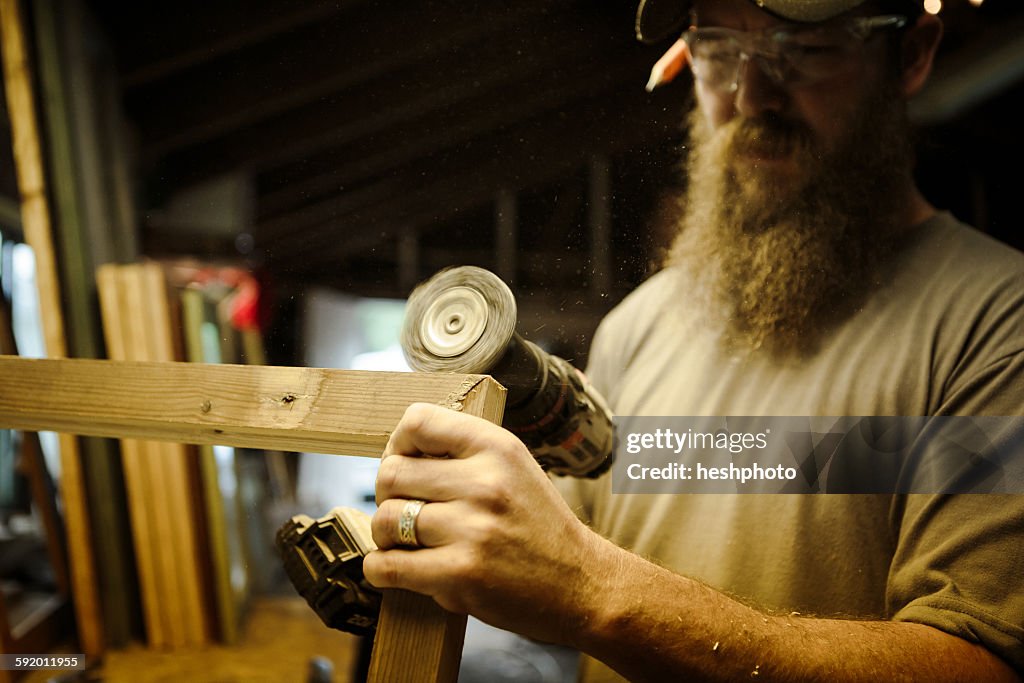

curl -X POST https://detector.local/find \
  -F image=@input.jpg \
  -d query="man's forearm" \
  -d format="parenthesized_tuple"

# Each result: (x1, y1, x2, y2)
(574, 537, 1019, 682)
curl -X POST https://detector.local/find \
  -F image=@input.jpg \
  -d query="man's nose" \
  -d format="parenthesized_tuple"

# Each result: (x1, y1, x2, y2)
(734, 55, 787, 118)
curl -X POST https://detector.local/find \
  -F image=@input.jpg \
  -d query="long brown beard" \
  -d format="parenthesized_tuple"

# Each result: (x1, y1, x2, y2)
(667, 82, 913, 357)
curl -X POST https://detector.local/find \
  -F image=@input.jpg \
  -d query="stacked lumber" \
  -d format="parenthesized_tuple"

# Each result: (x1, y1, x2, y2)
(96, 262, 210, 648)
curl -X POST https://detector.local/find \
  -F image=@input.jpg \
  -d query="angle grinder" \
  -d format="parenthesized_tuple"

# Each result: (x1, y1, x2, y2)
(401, 265, 614, 478)
(277, 266, 615, 637)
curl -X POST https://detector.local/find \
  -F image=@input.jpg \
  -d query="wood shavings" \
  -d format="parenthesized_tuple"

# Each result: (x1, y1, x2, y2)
(441, 375, 488, 411)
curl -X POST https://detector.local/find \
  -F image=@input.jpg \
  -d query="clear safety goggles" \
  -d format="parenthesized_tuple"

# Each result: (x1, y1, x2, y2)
(681, 15, 908, 93)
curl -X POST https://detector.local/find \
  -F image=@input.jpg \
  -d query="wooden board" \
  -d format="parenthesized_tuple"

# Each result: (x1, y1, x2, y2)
(139, 264, 210, 647)
(96, 264, 210, 648)
(0, 356, 501, 457)
(0, 355, 506, 681)
(96, 265, 166, 648)
(367, 377, 505, 683)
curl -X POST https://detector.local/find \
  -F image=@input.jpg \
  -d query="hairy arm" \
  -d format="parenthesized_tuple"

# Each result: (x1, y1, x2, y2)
(576, 534, 1019, 681)
(363, 404, 1020, 682)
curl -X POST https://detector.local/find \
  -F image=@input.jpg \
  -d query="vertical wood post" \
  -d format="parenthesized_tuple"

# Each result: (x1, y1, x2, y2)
(367, 379, 506, 683)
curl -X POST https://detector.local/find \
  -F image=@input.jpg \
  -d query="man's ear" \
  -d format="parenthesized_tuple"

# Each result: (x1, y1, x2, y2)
(900, 13, 943, 97)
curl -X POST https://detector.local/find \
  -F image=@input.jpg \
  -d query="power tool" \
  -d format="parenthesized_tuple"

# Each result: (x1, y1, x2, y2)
(276, 508, 380, 636)
(401, 265, 615, 478)
(279, 266, 616, 636)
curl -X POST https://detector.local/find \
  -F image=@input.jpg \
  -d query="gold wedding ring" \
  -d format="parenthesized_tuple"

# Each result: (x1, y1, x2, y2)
(398, 499, 426, 547)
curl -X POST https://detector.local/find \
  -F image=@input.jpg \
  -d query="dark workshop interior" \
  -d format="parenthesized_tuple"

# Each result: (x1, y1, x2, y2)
(1, 0, 1023, 681)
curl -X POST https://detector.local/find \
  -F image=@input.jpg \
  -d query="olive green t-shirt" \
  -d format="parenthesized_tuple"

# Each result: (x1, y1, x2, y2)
(557, 213, 1024, 680)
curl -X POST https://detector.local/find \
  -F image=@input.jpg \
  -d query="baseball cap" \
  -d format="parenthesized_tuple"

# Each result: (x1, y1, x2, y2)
(636, 0, 876, 43)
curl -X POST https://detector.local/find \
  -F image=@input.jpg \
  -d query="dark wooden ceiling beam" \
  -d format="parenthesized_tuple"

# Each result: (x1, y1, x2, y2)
(151, 11, 612, 192)
(251, 50, 654, 242)
(119, 1, 357, 87)
(173, 18, 616, 209)
(264, 100, 673, 266)
(251, 9, 646, 190)
(254, 55, 648, 228)
(93, 1, 356, 80)
(128, 3, 558, 161)
(259, 82, 683, 272)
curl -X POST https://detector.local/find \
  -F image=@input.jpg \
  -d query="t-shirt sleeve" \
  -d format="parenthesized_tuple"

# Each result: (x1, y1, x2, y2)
(890, 343, 1024, 672)
(889, 492, 1024, 673)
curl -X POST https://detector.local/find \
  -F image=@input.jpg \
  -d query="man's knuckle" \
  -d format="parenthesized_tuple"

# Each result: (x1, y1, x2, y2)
(453, 552, 481, 584)
(405, 402, 435, 432)
(473, 515, 503, 544)
(365, 552, 400, 587)
(376, 456, 401, 493)
(370, 506, 392, 546)
(382, 560, 401, 586)
(474, 475, 513, 513)
(362, 553, 382, 587)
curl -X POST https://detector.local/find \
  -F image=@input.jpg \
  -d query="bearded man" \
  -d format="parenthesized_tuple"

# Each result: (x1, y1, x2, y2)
(364, 0, 1024, 680)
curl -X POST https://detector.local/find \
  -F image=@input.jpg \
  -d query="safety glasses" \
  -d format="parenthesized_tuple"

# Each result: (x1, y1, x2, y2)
(681, 15, 908, 92)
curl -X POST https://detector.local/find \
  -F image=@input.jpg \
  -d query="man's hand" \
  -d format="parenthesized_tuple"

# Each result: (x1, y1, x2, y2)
(363, 402, 609, 646)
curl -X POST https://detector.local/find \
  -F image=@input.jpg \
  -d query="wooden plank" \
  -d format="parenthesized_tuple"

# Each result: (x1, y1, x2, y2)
(138, 263, 210, 647)
(0, 0, 104, 657)
(368, 377, 505, 683)
(96, 264, 167, 648)
(0, 356, 502, 457)
(123, 264, 187, 648)
(0, 0, 64, 354)
(99, 263, 205, 648)
(368, 594, 469, 683)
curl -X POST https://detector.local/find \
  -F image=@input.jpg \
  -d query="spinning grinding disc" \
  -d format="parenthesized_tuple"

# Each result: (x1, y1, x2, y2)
(401, 266, 517, 374)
